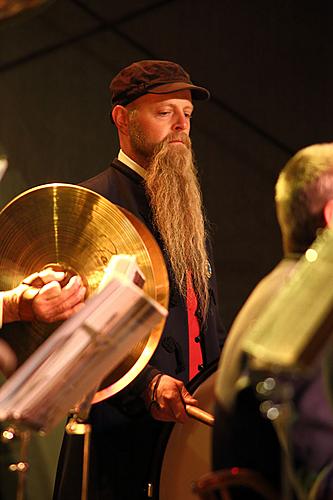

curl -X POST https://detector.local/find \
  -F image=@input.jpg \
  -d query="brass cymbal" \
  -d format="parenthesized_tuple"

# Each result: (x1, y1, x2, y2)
(0, 183, 169, 401)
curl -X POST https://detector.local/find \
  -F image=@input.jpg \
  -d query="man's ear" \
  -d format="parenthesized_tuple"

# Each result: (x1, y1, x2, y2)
(323, 199, 333, 227)
(112, 105, 129, 135)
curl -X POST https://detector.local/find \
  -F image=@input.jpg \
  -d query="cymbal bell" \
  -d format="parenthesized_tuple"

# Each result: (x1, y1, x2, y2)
(0, 183, 169, 401)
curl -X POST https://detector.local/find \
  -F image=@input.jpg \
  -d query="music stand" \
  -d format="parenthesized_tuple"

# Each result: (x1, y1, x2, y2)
(244, 228, 333, 373)
(0, 259, 167, 499)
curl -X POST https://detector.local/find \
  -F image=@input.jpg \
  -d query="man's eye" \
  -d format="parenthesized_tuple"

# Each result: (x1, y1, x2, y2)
(185, 113, 192, 119)
(158, 111, 170, 116)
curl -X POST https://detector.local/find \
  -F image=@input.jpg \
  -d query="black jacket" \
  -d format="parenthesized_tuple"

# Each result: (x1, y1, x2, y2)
(81, 159, 224, 384)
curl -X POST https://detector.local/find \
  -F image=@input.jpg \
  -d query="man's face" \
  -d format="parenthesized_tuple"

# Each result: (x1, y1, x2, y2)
(113, 88, 209, 319)
(126, 90, 193, 164)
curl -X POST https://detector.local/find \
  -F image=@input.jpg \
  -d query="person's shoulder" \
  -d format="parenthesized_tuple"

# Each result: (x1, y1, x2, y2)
(257, 258, 297, 293)
(82, 160, 142, 190)
(79, 160, 145, 209)
(80, 161, 125, 198)
(81, 164, 113, 188)
(222, 259, 295, 348)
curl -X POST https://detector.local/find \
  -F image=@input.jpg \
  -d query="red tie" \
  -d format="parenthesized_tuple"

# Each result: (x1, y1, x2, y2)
(186, 272, 203, 379)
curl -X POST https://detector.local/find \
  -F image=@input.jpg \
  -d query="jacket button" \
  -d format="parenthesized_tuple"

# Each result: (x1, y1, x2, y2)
(194, 335, 201, 343)
(198, 364, 204, 371)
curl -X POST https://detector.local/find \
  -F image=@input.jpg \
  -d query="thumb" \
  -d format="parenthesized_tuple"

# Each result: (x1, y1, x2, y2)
(180, 385, 198, 405)
(39, 269, 65, 284)
(38, 281, 62, 299)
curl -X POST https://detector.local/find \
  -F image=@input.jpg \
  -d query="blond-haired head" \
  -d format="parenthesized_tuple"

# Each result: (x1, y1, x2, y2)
(275, 143, 333, 253)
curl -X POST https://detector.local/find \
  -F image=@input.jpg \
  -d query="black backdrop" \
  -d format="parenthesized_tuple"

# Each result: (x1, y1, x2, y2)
(1, 0, 332, 330)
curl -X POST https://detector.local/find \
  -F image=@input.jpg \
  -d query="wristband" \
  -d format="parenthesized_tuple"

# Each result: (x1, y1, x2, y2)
(148, 373, 163, 413)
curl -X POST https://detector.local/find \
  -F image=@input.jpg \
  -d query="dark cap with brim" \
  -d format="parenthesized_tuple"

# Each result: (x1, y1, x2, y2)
(110, 60, 210, 107)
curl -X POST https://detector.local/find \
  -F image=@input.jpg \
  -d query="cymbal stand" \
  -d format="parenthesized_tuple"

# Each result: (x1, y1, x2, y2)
(66, 385, 100, 500)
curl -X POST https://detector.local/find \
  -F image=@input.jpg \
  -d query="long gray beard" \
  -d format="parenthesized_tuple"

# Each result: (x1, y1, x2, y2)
(144, 133, 209, 320)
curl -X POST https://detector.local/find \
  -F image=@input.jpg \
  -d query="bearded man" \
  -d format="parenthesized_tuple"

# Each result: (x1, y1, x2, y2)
(54, 60, 224, 500)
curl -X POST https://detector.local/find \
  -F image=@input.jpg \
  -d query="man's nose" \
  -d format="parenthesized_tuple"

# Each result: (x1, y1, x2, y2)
(173, 113, 189, 132)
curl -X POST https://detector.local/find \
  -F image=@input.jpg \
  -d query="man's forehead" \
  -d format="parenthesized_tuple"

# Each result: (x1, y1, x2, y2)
(129, 90, 193, 109)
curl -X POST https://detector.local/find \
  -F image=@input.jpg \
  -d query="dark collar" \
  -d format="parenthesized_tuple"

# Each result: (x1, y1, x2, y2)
(112, 158, 144, 185)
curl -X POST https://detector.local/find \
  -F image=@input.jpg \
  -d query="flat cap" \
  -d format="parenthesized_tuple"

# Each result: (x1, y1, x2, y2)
(110, 60, 210, 107)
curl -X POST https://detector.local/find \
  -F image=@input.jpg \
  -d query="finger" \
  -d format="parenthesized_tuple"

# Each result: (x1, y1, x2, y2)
(150, 405, 175, 422)
(64, 275, 82, 290)
(62, 276, 84, 295)
(33, 281, 86, 323)
(151, 398, 187, 423)
(49, 283, 86, 311)
(37, 281, 62, 299)
(170, 391, 189, 422)
(41, 276, 83, 303)
(154, 388, 188, 423)
(49, 301, 85, 322)
(171, 404, 188, 423)
(60, 280, 86, 306)
(147, 375, 196, 423)
(33, 290, 86, 323)
(180, 386, 198, 406)
(39, 269, 66, 284)
(163, 385, 195, 422)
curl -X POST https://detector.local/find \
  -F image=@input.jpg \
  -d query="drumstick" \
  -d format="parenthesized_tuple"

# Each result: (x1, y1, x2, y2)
(185, 404, 215, 427)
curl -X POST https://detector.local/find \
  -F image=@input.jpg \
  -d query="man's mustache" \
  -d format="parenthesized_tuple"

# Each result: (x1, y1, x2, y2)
(163, 132, 191, 148)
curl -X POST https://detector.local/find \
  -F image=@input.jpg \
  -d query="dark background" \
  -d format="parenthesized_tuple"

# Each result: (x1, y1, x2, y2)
(1, 0, 332, 330)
